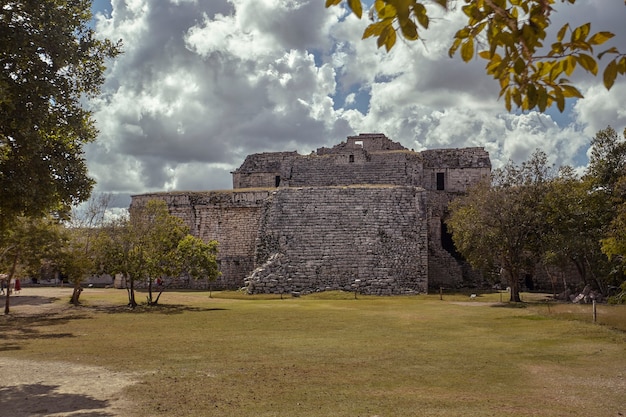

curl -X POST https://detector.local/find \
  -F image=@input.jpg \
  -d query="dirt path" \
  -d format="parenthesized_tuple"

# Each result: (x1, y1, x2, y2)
(0, 287, 137, 417)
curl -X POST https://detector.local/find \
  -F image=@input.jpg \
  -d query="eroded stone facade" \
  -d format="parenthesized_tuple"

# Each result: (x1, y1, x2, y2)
(132, 134, 491, 294)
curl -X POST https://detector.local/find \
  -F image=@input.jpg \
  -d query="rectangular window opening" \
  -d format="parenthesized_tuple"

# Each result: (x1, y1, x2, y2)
(275, 175, 281, 187)
(349, 155, 354, 163)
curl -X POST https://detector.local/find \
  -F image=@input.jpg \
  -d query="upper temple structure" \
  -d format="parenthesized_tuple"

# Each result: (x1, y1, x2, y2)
(131, 133, 491, 294)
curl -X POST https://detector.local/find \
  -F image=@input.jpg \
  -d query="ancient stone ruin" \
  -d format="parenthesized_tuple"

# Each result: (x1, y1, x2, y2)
(131, 133, 491, 295)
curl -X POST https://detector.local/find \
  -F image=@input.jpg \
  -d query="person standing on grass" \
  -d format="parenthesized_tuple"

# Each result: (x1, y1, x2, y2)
(14, 279, 21, 294)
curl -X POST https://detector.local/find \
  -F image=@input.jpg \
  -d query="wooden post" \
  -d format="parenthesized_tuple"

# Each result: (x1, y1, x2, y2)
(592, 300, 597, 323)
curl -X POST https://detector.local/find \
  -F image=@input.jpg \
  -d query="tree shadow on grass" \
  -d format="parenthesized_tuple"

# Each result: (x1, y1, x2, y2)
(92, 303, 228, 315)
(7, 294, 62, 307)
(0, 311, 88, 341)
(0, 342, 21, 352)
(490, 302, 529, 309)
(0, 384, 115, 417)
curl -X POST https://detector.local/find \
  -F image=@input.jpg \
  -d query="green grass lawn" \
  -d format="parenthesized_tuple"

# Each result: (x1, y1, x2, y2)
(2, 289, 625, 417)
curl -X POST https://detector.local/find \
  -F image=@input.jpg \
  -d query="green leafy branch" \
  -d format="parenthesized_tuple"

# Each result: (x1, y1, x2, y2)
(326, 0, 625, 112)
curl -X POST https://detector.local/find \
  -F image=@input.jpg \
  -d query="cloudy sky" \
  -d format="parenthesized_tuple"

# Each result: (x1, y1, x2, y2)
(87, 0, 626, 209)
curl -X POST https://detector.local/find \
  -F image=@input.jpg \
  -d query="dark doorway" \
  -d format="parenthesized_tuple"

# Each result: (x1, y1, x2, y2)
(441, 220, 461, 259)
(436, 172, 445, 190)
(275, 176, 281, 187)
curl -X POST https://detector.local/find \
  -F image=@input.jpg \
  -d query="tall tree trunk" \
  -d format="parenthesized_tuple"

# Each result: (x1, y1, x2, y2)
(128, 274, 137, 308)
(70, 282, 82, 305)
(508, 268, 522, 302)
(3, 283, 8, 315)
(154, 289, 163, 305)
(543, 265, 558, 298)
(4, 253, 19, 314)
(587, 262, 608, 296)
(570, 257, 587, 285)
(147, 279, 153, 305)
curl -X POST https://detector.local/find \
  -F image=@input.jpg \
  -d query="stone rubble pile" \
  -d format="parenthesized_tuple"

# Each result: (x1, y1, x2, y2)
(557, 285, 605, 303)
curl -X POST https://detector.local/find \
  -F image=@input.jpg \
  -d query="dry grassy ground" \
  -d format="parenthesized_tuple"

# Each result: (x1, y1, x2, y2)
(0, 287, 137, 417)
(1, 287, 625, 417)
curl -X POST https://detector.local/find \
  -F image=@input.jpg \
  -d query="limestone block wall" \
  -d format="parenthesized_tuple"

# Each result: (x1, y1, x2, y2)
(232, 151, 298, 188)
(131, 137, 493, 294)
(232, 142, 490, 193)
(287, 151, 423, 188)
(246, 186, 429, 295)
(421, 148, 491, 193)
(428, 250, 463, 289)
(131, 193, 196, 229)
(423, 167, 491, 193)
(317, 133, 408, 154)
(449, 167, 491, 192)
(232, 172, 278, 189)
(132, 190, 272, 289)
(421, 147, 491, 169)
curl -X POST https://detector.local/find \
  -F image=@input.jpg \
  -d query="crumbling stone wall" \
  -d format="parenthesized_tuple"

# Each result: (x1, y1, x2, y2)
(232, 135, 490, 194)
(286, 151, 423, 187)
(133, 133, 492, 293)
(421, 147, 491, 193)
(246, 186, 428, 295)
(133, 186, 429, 293)
(132, 190, 271, 289)
(232, 151, 297, 189)
(317, 133, 407, 154)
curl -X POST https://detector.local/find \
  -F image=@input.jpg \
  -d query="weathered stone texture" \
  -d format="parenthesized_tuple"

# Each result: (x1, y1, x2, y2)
(132, 190, 272, 289)
(317, 133, 407, 154)
(132, 133, 491, 293)
(232, 135, 490, 194)
(287, 151, 423, 187)
(246, 186, 428, 295)
(422, 148, 491, 193)
(232, 152, 297, 189)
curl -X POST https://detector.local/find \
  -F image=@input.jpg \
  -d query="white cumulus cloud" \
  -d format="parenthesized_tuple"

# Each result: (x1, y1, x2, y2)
(88, 0, 626, 208)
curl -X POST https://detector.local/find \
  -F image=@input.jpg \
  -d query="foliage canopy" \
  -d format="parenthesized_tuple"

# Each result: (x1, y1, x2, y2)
(447, 150, 553, 301)
(448, 126, 626, 301)
(0, 1, 121, 231)
(596, 128, 626, 294)
(0, 215, 63, 313)
(96, 199, 219, 307)
(326, 0, 626, 112)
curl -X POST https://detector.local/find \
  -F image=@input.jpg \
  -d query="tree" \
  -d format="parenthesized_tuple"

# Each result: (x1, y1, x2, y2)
(58, 194, 113, 305)
(0, 1, 121, 234)
(446, 150, 552, 301)
(0, 216, 64, 314)
(448, 128, 626, 300)
(540, 168, 614, 295)
(97, 199, 190, 307)
(585, 126, 626, 194)
(176, 235, 220, 296)
(600, 185, 626, 272)
(96, 215, 138, 306)
(595, 127, 626, 294)
(326, 0, 626, 112)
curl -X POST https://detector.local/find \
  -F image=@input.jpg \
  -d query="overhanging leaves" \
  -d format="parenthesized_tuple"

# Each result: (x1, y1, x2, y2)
(326, 0, 626, 113)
